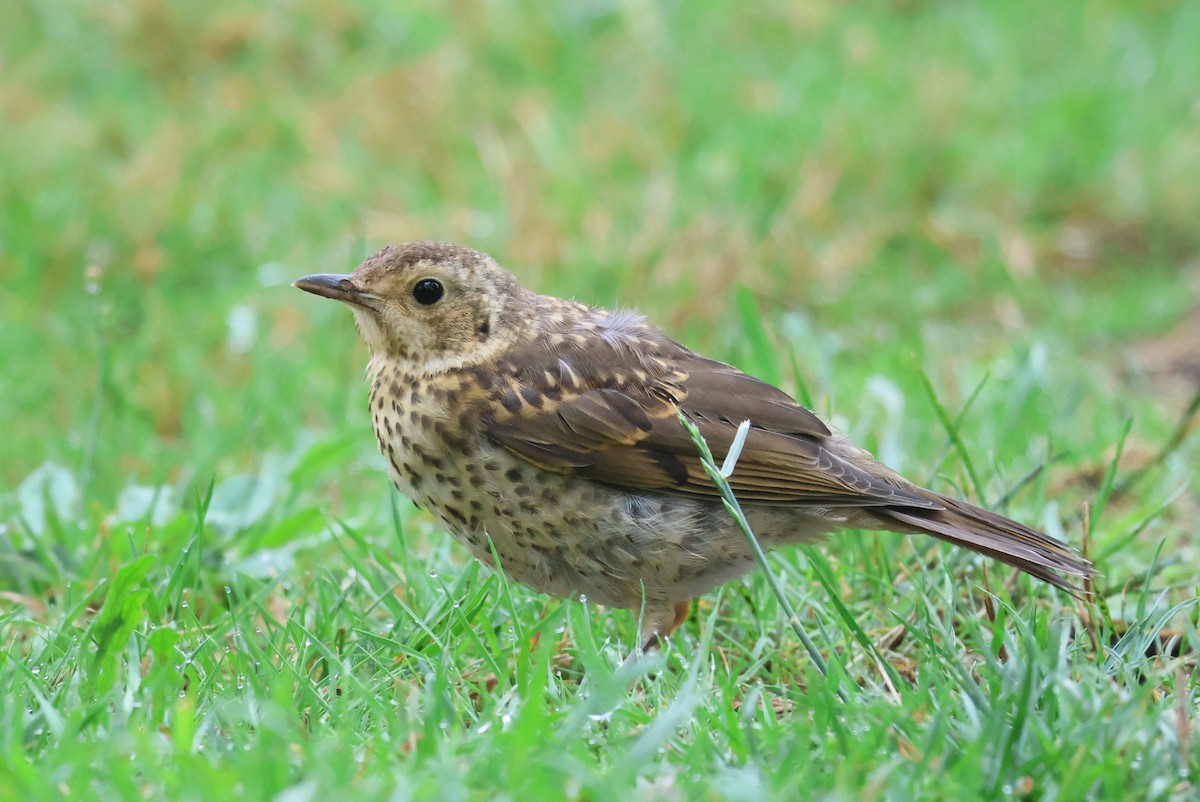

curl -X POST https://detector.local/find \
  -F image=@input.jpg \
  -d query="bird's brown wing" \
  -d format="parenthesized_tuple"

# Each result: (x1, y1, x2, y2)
(479, 331, 940, 509)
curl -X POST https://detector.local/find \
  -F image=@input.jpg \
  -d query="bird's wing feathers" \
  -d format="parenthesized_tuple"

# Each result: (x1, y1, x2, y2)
(480, 314, 940, 509)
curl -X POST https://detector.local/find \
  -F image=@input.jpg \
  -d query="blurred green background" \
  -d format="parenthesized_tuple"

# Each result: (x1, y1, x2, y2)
(2, 0, 1198, 798)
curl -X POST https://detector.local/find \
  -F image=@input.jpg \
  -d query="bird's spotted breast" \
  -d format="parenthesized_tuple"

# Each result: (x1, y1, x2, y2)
(367, 360, 778, 612)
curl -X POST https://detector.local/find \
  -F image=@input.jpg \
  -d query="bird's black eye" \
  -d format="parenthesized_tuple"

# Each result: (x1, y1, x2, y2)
(412, 278, 444, 305)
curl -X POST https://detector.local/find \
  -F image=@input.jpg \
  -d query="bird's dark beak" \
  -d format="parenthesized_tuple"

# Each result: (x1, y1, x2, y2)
(293, 273, 376, 306)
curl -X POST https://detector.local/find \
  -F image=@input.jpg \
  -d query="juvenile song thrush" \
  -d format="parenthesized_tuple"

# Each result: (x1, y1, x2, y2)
(295, 242, 1092, 653)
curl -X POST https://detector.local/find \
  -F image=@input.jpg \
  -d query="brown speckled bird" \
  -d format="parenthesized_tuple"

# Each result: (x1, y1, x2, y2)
(295, 241, 1092, 654)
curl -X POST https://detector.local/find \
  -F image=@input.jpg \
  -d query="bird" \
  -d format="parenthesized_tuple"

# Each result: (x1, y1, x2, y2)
(294, 241, 1093, 657)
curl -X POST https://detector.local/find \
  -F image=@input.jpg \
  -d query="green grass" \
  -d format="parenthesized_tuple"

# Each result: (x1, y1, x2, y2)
(2, 0, 1198, 799)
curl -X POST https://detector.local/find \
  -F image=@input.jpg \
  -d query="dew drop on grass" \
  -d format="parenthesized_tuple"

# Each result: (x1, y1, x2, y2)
(578, 594, 587, 603)
(180, 600, 188, 608)
(30, 665, 40, 675)
(429, 570, 438, 579)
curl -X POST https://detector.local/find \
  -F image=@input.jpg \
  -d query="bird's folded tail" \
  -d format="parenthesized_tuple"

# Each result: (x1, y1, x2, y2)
(877, 491, 1095, 594)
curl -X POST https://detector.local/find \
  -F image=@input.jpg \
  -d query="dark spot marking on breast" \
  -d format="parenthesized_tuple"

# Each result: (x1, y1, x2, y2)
(432, 421, 466, 449)
(403, 465, 422, 488)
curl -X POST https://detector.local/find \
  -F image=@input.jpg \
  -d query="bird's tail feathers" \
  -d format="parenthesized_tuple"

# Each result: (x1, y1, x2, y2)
(879, 492, 1095, 594)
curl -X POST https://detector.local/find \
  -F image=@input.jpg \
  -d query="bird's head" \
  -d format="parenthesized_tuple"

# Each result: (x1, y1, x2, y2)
(294, 241, 528, 373)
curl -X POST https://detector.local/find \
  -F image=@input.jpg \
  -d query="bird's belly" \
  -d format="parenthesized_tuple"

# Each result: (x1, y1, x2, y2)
(378, 425, 780, 608)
